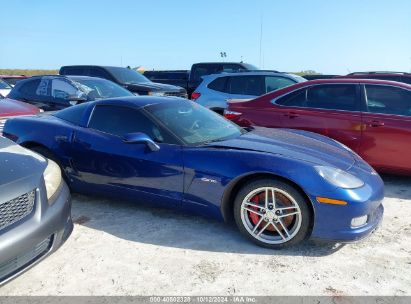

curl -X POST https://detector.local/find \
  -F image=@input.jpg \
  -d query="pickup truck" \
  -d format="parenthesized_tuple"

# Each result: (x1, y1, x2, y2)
(144, 62, 258, 98)
(59, 65, 187, 98)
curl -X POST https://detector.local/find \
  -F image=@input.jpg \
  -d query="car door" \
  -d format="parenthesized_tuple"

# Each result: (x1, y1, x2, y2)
(69, 104, 184, 207)
(360, 84, 411, 173)
(272, 84, 363, 152)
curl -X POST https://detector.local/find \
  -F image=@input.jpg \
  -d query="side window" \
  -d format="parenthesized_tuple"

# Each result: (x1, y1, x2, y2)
(365, 85, 411, 116)
(306, 84, 358, 111)
(265, 77, 296, 93)
(228, 76, 264, 96)
(192, 66, 213, 82)
(89, 68, 111, 80)
(88, 105, 169, 142)
(51, 79, 78, 100)
(207, 77, 228, 92)
(18, 79, 42, 99)
(275, 89, 307, 107)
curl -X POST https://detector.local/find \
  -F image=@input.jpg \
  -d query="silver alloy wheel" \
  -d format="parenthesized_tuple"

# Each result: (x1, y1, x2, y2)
(240, 187, 302, 245)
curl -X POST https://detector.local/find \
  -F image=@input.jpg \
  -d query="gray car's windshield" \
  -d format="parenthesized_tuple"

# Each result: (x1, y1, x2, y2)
(146, 101, 244, 145)
(106, 67, 151, 85)
(71, 78, 133, 100)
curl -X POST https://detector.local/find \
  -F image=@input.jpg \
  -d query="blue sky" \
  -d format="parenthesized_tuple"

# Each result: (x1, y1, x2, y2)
(1, 0, 410, 74)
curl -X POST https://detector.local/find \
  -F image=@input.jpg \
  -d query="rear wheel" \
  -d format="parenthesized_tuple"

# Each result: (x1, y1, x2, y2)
(233, 179, 311, 249)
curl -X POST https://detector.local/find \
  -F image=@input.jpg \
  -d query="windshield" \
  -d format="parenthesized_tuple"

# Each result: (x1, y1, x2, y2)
(105, 67, 151, 84)
(71, 78, 134, 100)
(0, 79, 12, 90)
(146, 101, 244, 145)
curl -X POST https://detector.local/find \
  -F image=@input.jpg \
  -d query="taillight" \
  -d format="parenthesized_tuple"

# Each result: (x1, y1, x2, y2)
(224, 110, 242, 120)
(191, 92, 201, 101)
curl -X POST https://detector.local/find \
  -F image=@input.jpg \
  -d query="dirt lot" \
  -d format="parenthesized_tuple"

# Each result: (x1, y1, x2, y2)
(0, 175, 410, 296)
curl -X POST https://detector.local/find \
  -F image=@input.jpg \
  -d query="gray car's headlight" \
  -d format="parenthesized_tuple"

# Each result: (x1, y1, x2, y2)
(43, 159, 62, 202)
(315, 166, 364, 189)
(148, 91, 165, 96)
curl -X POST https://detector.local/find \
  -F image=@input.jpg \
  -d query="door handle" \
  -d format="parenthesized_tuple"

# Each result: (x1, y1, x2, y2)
(285, 112, 299, 118)
(367, 120, 385, 127)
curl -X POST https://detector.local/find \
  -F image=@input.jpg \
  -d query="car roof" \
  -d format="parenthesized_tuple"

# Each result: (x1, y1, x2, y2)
(24, 75, 108, 81)
(300, 78, 411, 87)
(346, 71, 411, 76)
(0, 75, 26, 78)
(205, 71, 295, 77)
(192, 62, 251, 65)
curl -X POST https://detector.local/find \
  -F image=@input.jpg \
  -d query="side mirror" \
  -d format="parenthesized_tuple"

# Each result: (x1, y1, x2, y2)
(67, 94, 87, 105)
(123, 132, 160, 152)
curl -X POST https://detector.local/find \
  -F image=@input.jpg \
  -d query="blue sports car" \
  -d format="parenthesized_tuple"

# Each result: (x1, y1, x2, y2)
(3, 96, 384, 248)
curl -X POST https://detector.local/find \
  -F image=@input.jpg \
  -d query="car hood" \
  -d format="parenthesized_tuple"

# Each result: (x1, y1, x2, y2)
(125, 82, 185, 93)
(209, 127, 355, 170)
(0, 98, 40, 117)
(0, 136, 46, 187)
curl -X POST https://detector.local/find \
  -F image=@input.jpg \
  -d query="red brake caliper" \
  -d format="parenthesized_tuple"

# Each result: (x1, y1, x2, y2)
(249, 195, 261, 226)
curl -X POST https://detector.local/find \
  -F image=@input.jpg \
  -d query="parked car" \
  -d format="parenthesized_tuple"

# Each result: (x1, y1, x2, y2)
(143, 70, 189, 89)
(59, 65, 187, 98)
(142, 62, 258, 98)
(225, 78, 411, 175)
(3, 97, 384, 248)
(7, 75, 134, 111)
(192, 71, 306, 114)
(0, 95, 40, 134)
(0, 75, 27, 87)
(0, 136, 72, 285)
(0, 79, 12, 97)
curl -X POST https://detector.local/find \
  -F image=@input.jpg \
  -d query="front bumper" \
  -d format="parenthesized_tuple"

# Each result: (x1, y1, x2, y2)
(309, 168, 384, 242)
(0, 181, 72, 285)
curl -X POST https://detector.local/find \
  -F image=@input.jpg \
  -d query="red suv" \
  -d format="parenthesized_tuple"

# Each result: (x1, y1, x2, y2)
(225, 78, 411, 175)
(0, 96, 40, 134)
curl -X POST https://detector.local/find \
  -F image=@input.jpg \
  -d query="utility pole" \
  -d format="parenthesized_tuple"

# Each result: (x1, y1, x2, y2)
(259, 13, 263, 68)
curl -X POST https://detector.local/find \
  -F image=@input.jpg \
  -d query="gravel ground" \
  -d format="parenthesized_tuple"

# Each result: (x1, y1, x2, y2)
(0, 175, 410, 296)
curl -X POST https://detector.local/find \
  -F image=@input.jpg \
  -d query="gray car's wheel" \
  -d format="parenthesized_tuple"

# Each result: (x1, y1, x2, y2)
(233, 178, 311, 249)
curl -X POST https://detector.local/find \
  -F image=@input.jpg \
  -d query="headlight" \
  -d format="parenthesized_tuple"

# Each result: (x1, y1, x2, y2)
(148, 91, 165, 96)
(315, 166, 364, 189)
(43, 159, 62, 202)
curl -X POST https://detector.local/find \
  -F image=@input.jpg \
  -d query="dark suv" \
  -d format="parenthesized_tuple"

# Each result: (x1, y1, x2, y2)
(60, 65, 187, 98)
(337, 71, 411, 84)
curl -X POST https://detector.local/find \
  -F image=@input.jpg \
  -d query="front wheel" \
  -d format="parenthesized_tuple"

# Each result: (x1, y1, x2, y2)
(234, 179, 311, 249)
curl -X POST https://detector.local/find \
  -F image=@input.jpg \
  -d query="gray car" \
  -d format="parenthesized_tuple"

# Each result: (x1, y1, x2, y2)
(192, 71, 306, 114)
(0, 136, 72, 285)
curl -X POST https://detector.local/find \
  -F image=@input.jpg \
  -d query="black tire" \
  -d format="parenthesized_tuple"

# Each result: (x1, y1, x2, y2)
(233, 178, 312, 249)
